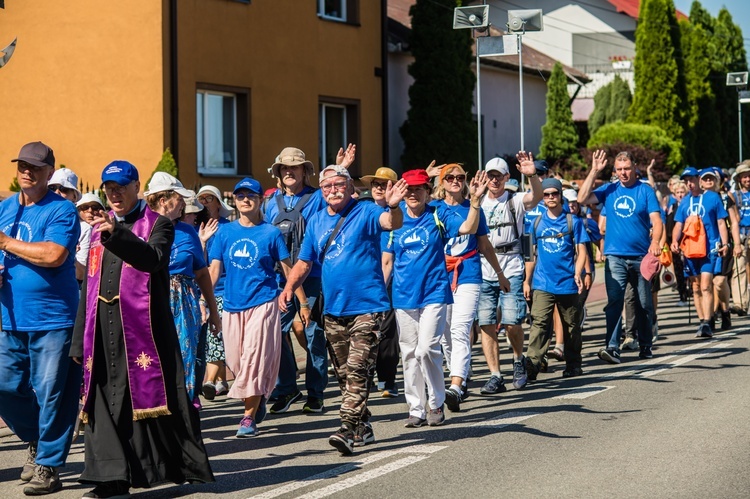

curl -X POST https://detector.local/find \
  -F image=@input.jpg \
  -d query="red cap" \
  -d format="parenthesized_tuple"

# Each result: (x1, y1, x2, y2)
(402, 169, 430, 186)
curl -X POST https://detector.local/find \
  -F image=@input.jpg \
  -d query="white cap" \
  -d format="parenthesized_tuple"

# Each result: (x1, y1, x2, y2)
(562, 189, 578, 203)
(320, 164, 352, 181)
(183, 196, 204, 214)
(76, 192, 105, 209)
(485, 157, 509, 174)
(49, 168, 82, 201)
(144, 172, 193, 198)
(197, 185, 233, 218)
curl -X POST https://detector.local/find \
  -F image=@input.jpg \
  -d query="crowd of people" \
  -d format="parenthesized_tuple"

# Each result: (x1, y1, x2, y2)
(0, 139, 747, 497)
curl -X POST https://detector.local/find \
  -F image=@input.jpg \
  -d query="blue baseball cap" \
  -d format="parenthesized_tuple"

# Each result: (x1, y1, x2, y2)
(233, 177, 262, 195)
(534, 160, 549, 174)
(699, 168, 719, 180)
(101, 160, 139, 186)
(680, 166, 699, 179)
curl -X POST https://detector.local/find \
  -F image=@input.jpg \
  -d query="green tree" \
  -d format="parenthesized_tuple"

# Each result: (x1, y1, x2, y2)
(629, 0, 685, 153)
(540, 62, 578, 162)
(9, 177, 20, 192)
(588, 121, 683, 169)
(608, 75, 632, 123)
(148, 148, 179, 185)
(400, 0, 477, 169)
(588, 83, 611, 137)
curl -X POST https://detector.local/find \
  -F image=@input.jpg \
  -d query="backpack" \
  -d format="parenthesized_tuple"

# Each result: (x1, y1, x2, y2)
(273, 191, 313, 265)
(680, 196, 707, 259)
(532, 212, 574, 256)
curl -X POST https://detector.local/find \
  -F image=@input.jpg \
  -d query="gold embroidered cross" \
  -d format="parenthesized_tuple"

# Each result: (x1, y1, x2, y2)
(135, 352, 153, 370)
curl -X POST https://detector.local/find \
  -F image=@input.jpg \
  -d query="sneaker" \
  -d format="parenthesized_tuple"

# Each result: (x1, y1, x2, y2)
(598, 347, 621, 364)
(256, 396, 267, 424)
(696, 322, 713, 338)
(236, 415, 258, 438)
(353, 422, 375, 447)
(269, 390, 302, 414)
(303, 397, 324, 413)
(404, 415, 427, 428)
(721, 311, 732, 331)
(20, 441, 37, 482)
(427, 405, 445, 426)
(215, 380, 229, 396)
(22, 465, 60, 496)
(562, 367, 584, 378)
(82, 480, 131, 498)
(621, 336, 639, 351)
(329, 425, 354, 455)
(676, 300, 688, 307)
(512, 357, 528, 390)
(639, 346, 653, 359)
(201, 382, 216, 401)
(479, 375, 506, 395)
(381, 383, 399, 398)
(444, 387, 462, 412)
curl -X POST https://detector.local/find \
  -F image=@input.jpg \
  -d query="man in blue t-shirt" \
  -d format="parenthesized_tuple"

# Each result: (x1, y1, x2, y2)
(731, 163, 750, 314)
(578, 150, 663, 363)
(0, 142, 82, 494)
(525, 179, 590, 379)
(279, 164, 407, 456)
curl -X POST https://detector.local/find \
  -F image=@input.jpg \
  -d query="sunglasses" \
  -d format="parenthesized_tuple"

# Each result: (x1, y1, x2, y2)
(49, 185, 75, 196)
(198, 194, 215, 204)
(444, 174, 466, 183)
(234, 193, 259, 201)
(543, 191, 560, 198)
(371, 181, 389, 190)
(78, 204, 102, 212)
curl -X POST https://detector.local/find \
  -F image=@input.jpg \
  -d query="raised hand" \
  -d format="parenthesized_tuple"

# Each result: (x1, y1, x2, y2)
(425, 160, 446, 179)
(335, 143, 356, 169)
(469, 170, 490, 199)
(199, 218, 219, 245)
(93, 212, 115, 234)
(592, 149, 608, 173)
(515, 151, 536, 177)
(385, 179, 408, 207)
(646, 158, 655, 176)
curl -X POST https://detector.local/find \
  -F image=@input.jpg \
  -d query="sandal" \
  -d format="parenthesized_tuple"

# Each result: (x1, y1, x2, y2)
(548, 347, 564, 361)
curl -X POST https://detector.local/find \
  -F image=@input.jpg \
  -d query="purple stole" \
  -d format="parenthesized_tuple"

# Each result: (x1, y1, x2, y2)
(80, 206, 171, 422)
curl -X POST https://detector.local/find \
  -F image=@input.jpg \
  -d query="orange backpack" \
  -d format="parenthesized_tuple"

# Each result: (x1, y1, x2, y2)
(680, 196, 707, 259)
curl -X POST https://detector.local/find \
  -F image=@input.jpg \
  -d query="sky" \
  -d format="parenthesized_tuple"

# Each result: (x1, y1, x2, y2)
(673, 0, 750, 57)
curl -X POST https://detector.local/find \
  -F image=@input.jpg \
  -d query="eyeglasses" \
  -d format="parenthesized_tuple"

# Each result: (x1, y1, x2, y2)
(198, 194, 215, 204)
(371, 181, 389, 190)
(543, 191, 560, 198)
(103, 182, 132, 194)
(320, 181, 348, 192)
(444, 174, 466, 183)
(78, 204, 102, 212)
(235, 193, 259, 201)
(487, 173, 504, 180)
(49, 185, 75, 196)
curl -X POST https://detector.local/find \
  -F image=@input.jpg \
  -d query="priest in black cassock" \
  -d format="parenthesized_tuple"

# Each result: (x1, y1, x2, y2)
(71, 161, 214, 499)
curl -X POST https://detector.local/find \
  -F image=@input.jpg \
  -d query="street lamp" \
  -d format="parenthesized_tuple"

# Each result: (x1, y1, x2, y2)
(726, 71, 749, 163)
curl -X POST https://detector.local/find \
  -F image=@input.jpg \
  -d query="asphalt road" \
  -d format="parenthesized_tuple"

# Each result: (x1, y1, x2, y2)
(2, 289, 749, 498)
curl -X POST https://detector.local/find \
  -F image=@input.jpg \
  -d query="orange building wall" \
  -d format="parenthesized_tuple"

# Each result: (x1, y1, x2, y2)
(0, 0, 165, 191)
(176, 0, 384, 191)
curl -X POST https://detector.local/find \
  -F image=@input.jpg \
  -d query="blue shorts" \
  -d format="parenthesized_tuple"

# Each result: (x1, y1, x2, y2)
(477, 274, 527, 326)
(684, 253, 722, 277)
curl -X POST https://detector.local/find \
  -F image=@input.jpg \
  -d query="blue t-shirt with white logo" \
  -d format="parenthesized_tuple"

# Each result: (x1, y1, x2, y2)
(264, 186, 328, 279)
(531, 211, 589, 294)
(736, 190, 750, 227)
(385, 203, 463, 309)
(298, 199, 390, 316)
(430, 199, 488, 286)
(0, 192, 80, 331)
(594, 181, 660, 256)
(524, 199, 547, 234)
(675, 191, 728, 250)
(169, 222, 206, 278)
(208, 221, 289, 312)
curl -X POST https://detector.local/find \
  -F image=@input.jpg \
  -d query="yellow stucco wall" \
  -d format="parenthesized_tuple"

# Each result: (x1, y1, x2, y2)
(0, 0, 164, 191)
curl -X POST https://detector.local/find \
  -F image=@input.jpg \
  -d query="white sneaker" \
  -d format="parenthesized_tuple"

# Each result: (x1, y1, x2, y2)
(215, 381, 229, 396)
(676, 300, 688, 307)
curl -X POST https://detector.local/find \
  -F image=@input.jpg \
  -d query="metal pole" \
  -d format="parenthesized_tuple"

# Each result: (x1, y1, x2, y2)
(518, 33, 524, 153)
(740, 93, 744, 163)
(476, 37, 482, 169)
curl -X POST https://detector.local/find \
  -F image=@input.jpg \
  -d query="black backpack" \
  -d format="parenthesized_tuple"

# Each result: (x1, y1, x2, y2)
(273, 191, 313, 265)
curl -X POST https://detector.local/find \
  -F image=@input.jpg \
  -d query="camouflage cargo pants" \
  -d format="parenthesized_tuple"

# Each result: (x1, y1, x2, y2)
(324, 313, 382, 427)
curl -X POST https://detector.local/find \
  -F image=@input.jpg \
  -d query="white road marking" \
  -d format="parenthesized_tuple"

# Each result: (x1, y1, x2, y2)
(553, 385, 615, 399)
(603, 340, 721, 378)
(249, 445, 446, 499)
(638, 343, 733, 378)
(470, 411, 538, 428)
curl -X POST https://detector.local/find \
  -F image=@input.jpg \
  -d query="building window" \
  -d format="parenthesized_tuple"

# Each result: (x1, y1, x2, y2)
(319, 99, 360, 176)
(195, 85, 250, 176)
(317, 0, 359, 24)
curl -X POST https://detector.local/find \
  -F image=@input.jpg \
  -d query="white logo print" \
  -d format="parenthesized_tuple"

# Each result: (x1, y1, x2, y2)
(445, 234, 470, 256)
(400, 227, 430, 255)
(317, 229, 346, 260)
(2, 221, 33, 260)
(169, 245, 178, 266)
(612, 195, 636, 218)
(228, 238, 259, 269)
(538, 227, 566, 254)
(688, 202, 706, 218)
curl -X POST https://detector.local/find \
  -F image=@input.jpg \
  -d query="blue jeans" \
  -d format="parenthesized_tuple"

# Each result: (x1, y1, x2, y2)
(0, 328, 82, 467)
(605, 256, 654, 349)
(274, 277, 328, 399)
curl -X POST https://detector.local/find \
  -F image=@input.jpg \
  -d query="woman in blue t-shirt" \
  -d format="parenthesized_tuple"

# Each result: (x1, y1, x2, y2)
(208, 178, 305, 438)
(383, 168, 487, 427)
(145, 173, 221, 408)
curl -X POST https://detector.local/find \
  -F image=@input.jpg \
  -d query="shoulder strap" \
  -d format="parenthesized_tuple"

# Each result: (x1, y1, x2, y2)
(321, 200, 357, 260)
(274, 191, 313, 219)
(533, 212, 542, 238)
(506, 192, 520, 240)
(433, 207, 445, 238)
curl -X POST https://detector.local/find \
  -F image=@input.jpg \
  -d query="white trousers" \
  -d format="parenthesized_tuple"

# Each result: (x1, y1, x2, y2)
(396, 304, 447, 418)
(442, 283, 480, 381)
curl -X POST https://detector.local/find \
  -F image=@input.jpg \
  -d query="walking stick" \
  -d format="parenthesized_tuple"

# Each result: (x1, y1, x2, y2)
(735, 252, 745, 313)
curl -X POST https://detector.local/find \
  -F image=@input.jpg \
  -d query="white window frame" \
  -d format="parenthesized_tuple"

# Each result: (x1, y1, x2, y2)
(196, 89, 238, 176)
(318, 0, 346, 22)
(319, 103, 348, 169)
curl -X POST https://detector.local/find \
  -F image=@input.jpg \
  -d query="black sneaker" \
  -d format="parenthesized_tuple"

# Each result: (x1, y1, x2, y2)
(639, 346, 653, 359)
(329, 425, 354, 455)
(269, 391, 302, 414)
(479, 375, 506, 395)
(302, 397, 324, 413)
(696, 322, 713, 338)
(353, 422, 375, 447)
(201, 382, 217, 401)
(512, 357, 528, 389)
(525, 357, 539, 382)
(256, 396, 267, 424)
(82, 480, 131, 498)
(20, 441, 37, 482)
(444, 387, 462, 412)
(427, 405, 445, 426)
(562, 367, 584, 378)
(23, 465, 61, 496)
(721, 311, 732, 331)
(598, 347, 621, 364)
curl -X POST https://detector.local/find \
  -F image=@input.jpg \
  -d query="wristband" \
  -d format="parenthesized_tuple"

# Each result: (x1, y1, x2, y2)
(388, 204, 401, 210)
(300, 302, 310, 309)
(527, 173, 537, 178)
